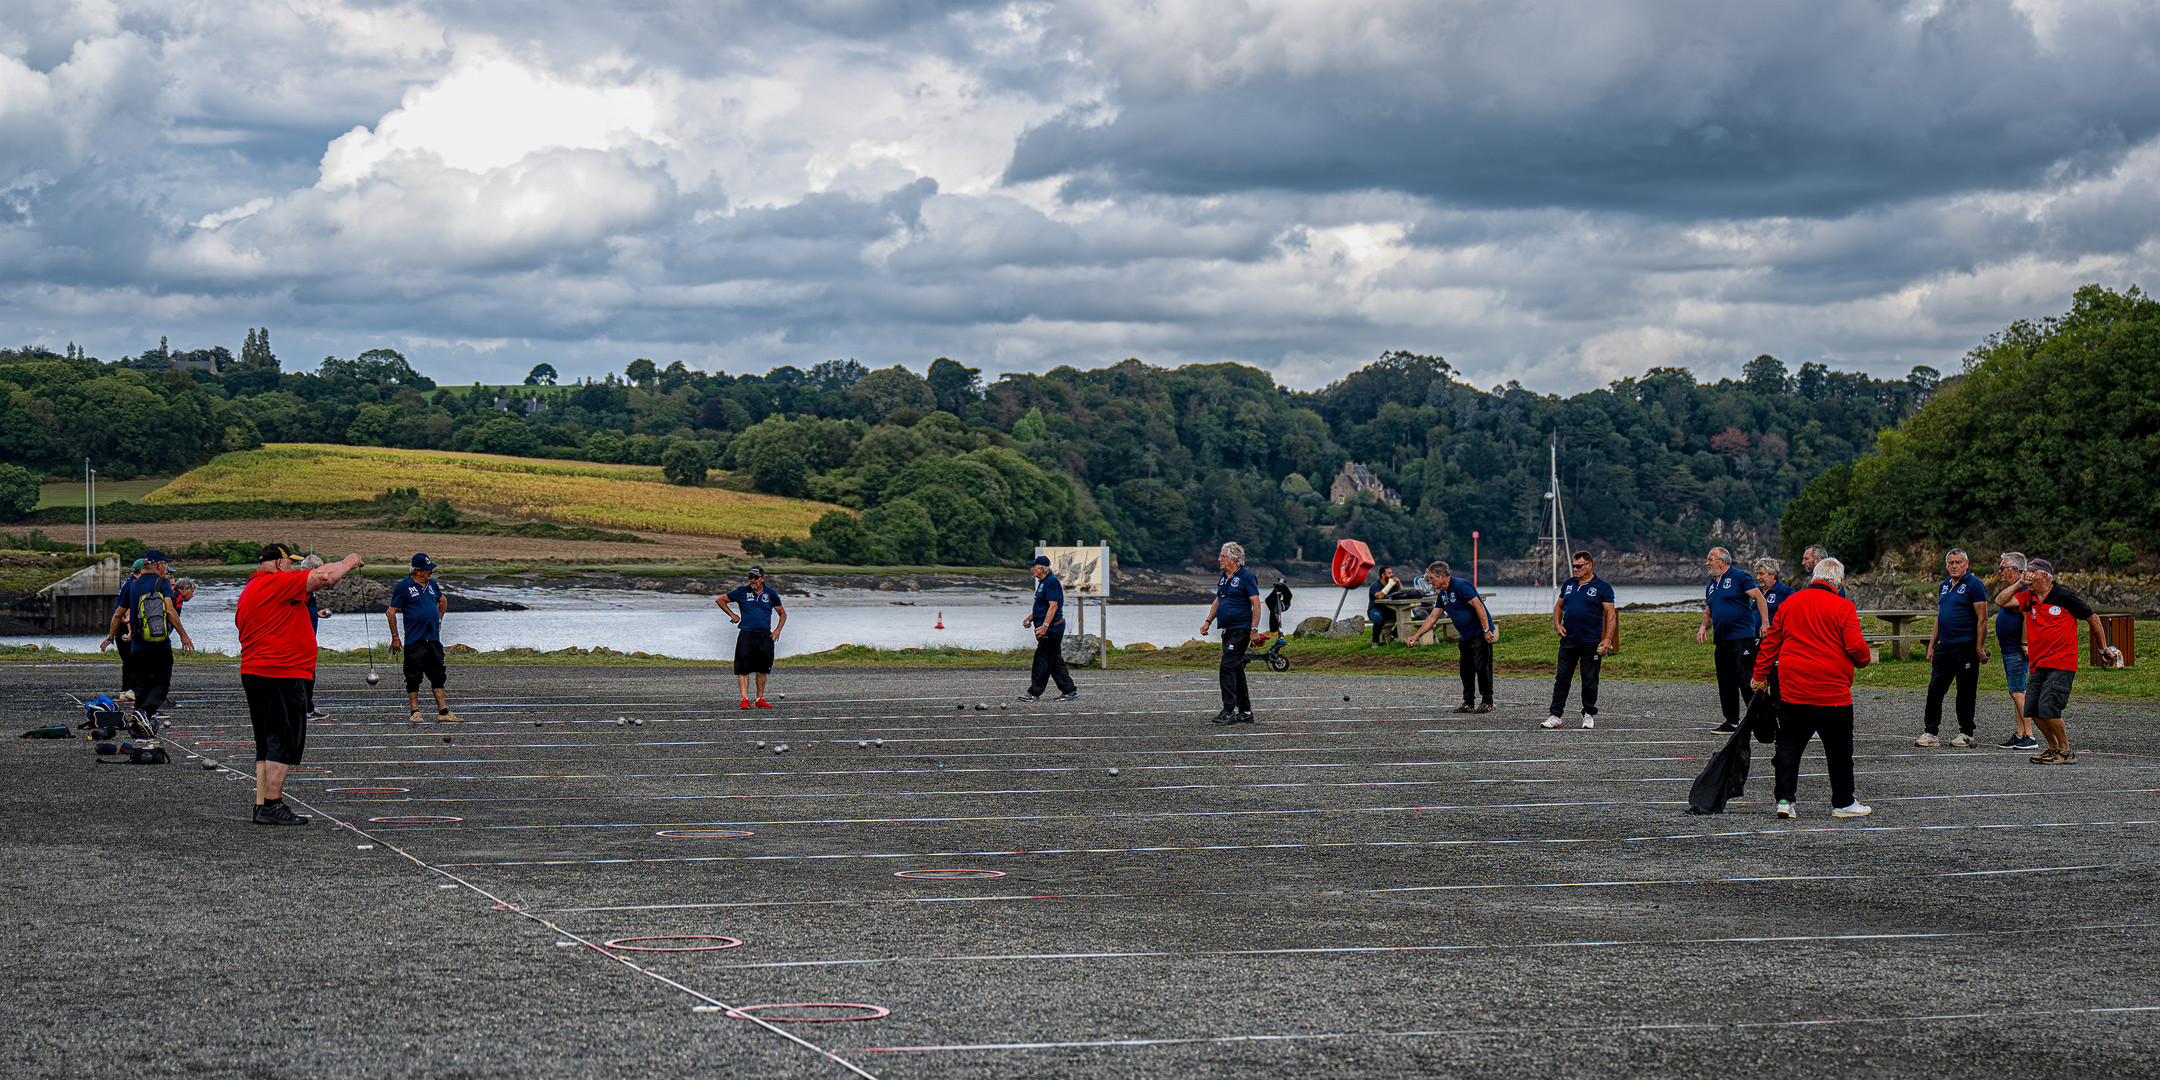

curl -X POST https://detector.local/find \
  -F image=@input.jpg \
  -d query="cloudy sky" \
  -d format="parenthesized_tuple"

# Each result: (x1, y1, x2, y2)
(5, 0, 2159, 392)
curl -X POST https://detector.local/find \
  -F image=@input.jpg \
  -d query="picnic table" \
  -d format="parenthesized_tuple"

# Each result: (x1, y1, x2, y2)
(1858, 609, 1930, 660)
(1372, 597, 1446, 645)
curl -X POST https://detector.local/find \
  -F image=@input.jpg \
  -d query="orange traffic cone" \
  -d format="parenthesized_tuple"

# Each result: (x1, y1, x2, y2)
(935, 612, 944, 629)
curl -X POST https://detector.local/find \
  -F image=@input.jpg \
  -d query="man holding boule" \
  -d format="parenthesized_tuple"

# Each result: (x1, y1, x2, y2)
(1995, 559, 2120, 765)
(718, 566, 786, 709)
(1411, 560, 1495, 714)
(236, 544, 363, 825)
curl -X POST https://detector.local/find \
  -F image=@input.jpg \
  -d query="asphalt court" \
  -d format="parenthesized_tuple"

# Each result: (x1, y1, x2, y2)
(6, 662, 2160, 1078)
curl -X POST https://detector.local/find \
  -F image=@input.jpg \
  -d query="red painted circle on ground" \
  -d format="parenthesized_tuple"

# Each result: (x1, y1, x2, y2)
(326, 787, 410, 794)
(893, 869, 1007, 880)
(603, 936, 743, 952)
(655, 829, 755, 839)
(366, 815, 462, 824)
(724, 1003, 889, 1022)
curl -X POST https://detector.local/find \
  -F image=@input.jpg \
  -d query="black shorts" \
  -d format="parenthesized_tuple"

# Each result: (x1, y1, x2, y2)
(734, 631, 775, 675)
(241, 673, 311, 766)
(2025, 666, 2076, 720)
(403, 639, 447, 693)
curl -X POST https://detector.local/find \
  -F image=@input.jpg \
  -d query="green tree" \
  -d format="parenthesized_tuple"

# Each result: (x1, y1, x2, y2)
(470, 416, 540, 456)
(864, 497, 937, 564)
(926, 357, 981, 415)
(525, 363, 559, 387)
(748, 435, 808, 497)
(625, 358, 658, 386)
(660, 441, 709, 485)
(0, 462, 38, 521)
(808, 509, 873, 563)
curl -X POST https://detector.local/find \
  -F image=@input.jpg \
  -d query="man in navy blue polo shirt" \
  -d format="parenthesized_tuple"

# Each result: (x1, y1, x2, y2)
(1201, 541, 1262, 724)
(389, 553, 462, 724)
(1411, 560, 1494, 713)
(717, 567, 787, 709)
(1697, 546, 1772, 733)
(1545, 550, 1616, 729)
(1916, 548, 1990, 748)
(1020, 555, 1079, 701)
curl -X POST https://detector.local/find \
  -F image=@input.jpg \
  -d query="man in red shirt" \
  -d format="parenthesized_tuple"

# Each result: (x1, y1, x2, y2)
(1994, 558, 2120, 764)
(235, 543, 365, 825)
(1751, 557, 1874, 819)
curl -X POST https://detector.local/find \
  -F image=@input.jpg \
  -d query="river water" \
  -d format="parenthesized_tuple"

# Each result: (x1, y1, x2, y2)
(8, 581, 1707, 660)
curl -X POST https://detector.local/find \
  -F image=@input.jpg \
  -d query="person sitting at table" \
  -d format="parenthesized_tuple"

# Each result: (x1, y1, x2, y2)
(1368, 566, 1402, 645)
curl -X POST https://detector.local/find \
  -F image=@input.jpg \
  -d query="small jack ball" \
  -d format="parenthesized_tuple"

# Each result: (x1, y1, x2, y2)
(365, 673, 380, 685)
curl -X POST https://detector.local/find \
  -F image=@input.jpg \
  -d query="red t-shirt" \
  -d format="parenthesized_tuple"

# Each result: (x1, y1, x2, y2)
(2012, 586, 2094, 671)
(1751, 582, 1871, 706)
(236, 568, 318, 678)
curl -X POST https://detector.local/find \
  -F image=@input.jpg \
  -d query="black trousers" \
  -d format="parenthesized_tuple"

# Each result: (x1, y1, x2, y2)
(132, 640, 173, 717)
(115, 632, 135, 696)
(1028, 629, 1075, 696)
(1550, 639, 1601, 716)
(1773, 701, 1856, 808)
(241, 673, 311, 766)
(1369, 607, 1394, 645)
(1219, 628, 1252, 712)
(1457, 633, 1494, 705)
(1923, 641, 1980, 735)
(1713, 637, 1758, 724)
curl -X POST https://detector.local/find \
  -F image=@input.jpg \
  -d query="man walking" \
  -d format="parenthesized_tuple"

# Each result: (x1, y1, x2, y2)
(717, 567, 786, 709)
(1753, 557, 1873, 819)
(388, 553, 463, 724)
(1018, 555, 1079, 701)
(1411, 561, 1494, 713)
(1991, 552, 2038, 750)
(104, 557, 146, 704)
(1698, 547, 1771, 733)
(1201, 542, 1262, 724)
(101, 551, 192, 731)
(1995, 559, 2120, 765)
(236, 543, 364, 825)
(1545, 551, 1616, 729)
(1916, 549, 1990, 748)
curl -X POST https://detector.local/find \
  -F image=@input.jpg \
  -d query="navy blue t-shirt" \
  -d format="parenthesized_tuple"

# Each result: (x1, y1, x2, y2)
(1215, 568, 1261, 630)
(1935, 572, 1988, 644)
(1558, 575, 1615, 643)
(1995, 601, 2025, 653)
(1031, 572, 1067, 633)
(1705, 569, 1759, 640)
(1435, 577, 1485, 633)
(391, 576, 445, 643)
(1763, 581, 1796, 625)
(726, 585, 784, 633)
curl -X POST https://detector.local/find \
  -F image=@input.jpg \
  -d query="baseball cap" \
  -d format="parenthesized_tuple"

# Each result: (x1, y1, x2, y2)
(745, 566, 764, 578)
(411, 553, 438, 571)
(130, 558, 147, 571)
(142, 549, 168, 563)
(256, 543, 291, 563)
(2027, 558, 2055, 576)
(1029, 555, 1051, 567)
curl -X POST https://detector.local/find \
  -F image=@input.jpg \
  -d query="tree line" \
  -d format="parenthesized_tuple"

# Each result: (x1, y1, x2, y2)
(1780, 284, 2156, 573)
(0, 328, 1943, 566)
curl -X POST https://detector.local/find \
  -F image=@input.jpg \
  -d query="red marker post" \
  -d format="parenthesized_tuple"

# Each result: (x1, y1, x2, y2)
(1471, 531, 1480, 588)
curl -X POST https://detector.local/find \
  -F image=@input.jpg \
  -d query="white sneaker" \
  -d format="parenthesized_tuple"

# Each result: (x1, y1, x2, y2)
(409, 710, 425, 724)
(1832, 802, 1872, 818)
(1913, 733, 1941, 747)
(1540, 716, 1563, 729)
(1580, 716, 1595, 729)
(118, 690, 136, 703)
(1945, 734, 1975, 748)
(1776, 800, 1796, 818)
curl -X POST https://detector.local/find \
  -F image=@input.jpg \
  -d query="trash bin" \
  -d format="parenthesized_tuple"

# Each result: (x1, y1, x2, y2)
(2095, 614, 2137, 667)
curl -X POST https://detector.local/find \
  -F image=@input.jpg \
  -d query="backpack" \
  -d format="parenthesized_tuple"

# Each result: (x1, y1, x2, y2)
(136, 588, 170, 644)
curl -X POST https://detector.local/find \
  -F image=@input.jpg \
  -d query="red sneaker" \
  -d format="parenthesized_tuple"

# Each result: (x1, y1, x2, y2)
(754, 698, 773, 709)
(738, 699, 751, 710)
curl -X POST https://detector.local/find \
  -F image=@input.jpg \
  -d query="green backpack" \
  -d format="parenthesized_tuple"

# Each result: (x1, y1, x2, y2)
(136, 589, 171, 644)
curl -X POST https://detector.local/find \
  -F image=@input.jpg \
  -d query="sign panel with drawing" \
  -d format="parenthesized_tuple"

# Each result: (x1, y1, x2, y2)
(1035, 544, 1112, 597)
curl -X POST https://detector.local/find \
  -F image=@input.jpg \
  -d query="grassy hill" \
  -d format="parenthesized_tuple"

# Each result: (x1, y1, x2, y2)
(145, 444, 837, 540)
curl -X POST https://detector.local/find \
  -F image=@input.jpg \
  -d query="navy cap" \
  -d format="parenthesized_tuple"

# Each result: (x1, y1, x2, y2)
(411, 553, 438, 571)
(142, 550, 169, 563)
(2027, 558, 2054, 576)
(745, 566, 764, 578)
(1030, 555, 1052, 567)
(255, 543, 290, 563)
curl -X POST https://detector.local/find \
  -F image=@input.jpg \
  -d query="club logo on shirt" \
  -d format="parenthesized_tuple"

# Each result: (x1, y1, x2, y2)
(2049, 606, 2063, 616)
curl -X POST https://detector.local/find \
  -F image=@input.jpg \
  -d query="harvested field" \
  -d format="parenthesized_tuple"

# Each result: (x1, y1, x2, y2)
(98, 518, 744, 563)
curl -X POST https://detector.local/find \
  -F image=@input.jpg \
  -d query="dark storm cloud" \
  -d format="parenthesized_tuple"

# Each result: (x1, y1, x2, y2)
(1011, 0, 2160, 217)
